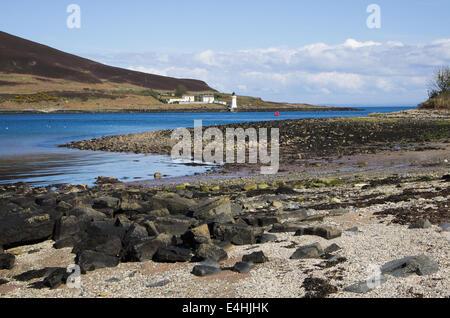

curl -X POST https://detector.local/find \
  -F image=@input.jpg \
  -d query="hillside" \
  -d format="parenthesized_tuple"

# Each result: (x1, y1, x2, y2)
(0, 31, 213, 92)
(0, 31, 357, 113)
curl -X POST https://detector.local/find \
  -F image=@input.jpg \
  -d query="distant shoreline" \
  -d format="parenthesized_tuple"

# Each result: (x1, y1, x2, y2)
(0, 106, 363, 114)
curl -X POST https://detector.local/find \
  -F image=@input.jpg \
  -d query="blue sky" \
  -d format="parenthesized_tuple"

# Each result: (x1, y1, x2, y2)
(1, 0, 449, 106)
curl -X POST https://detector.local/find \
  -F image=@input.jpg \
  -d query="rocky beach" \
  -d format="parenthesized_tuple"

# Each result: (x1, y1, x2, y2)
(1, 108, 449, 298)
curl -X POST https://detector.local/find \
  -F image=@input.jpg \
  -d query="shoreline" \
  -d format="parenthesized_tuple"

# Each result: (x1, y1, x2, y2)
(0, 108, 449, 298)
(0, 106, 363, 114)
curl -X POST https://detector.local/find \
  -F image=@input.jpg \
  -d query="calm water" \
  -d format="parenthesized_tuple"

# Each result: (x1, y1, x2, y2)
(0, 107, 414, 186)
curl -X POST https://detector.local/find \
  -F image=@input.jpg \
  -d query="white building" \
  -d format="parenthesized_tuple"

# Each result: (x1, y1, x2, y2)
(167, 95, 195, 104)
(202, 95, 215, 104)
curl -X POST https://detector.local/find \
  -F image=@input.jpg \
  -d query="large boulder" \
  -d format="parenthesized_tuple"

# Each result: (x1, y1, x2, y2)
(153, 247, 193, 263)
(242, 251, 268, 264)
(0, 204, 61, 248)
(121, 237, 162, 262)
(53, 215, 87, 241)
(153, 216, 197, 236)
(195, 243, 228, 262)
(193, 198, 240, 224)
(213, 224, 263, 245)
(76, 250, 119, 273)
(72, 221, 125, 256)
(42, 268, 71, 289)
(381, 255, 439, 277)
(93, 196, 120, 209)
(181, 224, 211, 248)
(122, 223, 149, 246)
(67, 206, 106, 222)
(149, 193, 195, 215)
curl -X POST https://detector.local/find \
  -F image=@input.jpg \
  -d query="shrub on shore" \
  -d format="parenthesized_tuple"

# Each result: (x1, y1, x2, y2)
(420, 66, 450, 109)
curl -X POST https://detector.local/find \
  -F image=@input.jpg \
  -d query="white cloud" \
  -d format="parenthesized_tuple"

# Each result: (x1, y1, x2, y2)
(91, 38, 450, 105)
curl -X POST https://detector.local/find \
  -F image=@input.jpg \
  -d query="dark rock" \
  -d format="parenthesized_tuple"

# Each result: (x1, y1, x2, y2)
(0, 245, 3, 254)
(53, 215, 86, 242)
(150, 193, 195, 215)
(258, 233, 277, 244)
(324, 243, 341, 254)
(181, 224, 211, 248)
(242, 251, 268, 264)
(409, 219, 432, 229)
(146, 208, 170, 217)
(381, 255, 439, 277)
(67, 206, 106, 222)
(35, 194, 57, 207)
(154, 233, 176, 248)
(114, 214, 132, 228)
(213, 223, 263, 245)
(153, 247, 192, 263)
(193, 198, 237, 223)
(154, 216, 196, 236)
(241, 216, 258, 226)
(72, 221, 125, 256)
(232, 261, 253, 274)
(43, 268, 70, 289)
(192, 264, 221, 277)
(53, 234, 82, 249)
(93, 196, 120, 209)
(296, 226, 342, 240)
(290, 243, 324, 259)
(0, 253, 15, 269)
(195, 243, 228, 262)
(0, 206, 60, 248)
(122, 223, 149, 246)
(122, 237, 161, 262)
(0, 279, 8, 285)
(76, 250, 119, 273)
(56, 201, 73, 212)
(120, 199, 148, 214)
(142, 220, 159, 237)
(95, 236, 123, 257)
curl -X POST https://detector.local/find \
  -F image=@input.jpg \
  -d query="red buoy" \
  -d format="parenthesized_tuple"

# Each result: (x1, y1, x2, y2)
(275, 111, 279, 117)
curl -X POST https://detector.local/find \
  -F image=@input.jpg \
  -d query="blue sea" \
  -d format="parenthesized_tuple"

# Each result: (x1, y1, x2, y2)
(0, 107, 414, 186)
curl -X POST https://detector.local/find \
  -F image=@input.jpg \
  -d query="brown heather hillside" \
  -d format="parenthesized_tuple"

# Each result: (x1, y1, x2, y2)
(0, 31, 214, 92)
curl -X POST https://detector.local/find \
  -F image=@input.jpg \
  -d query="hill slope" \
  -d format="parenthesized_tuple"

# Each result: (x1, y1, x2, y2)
(0, 31, 214, 91)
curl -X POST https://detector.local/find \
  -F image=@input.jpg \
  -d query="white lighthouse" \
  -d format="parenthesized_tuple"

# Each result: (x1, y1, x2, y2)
(231, 92, 237, 109)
